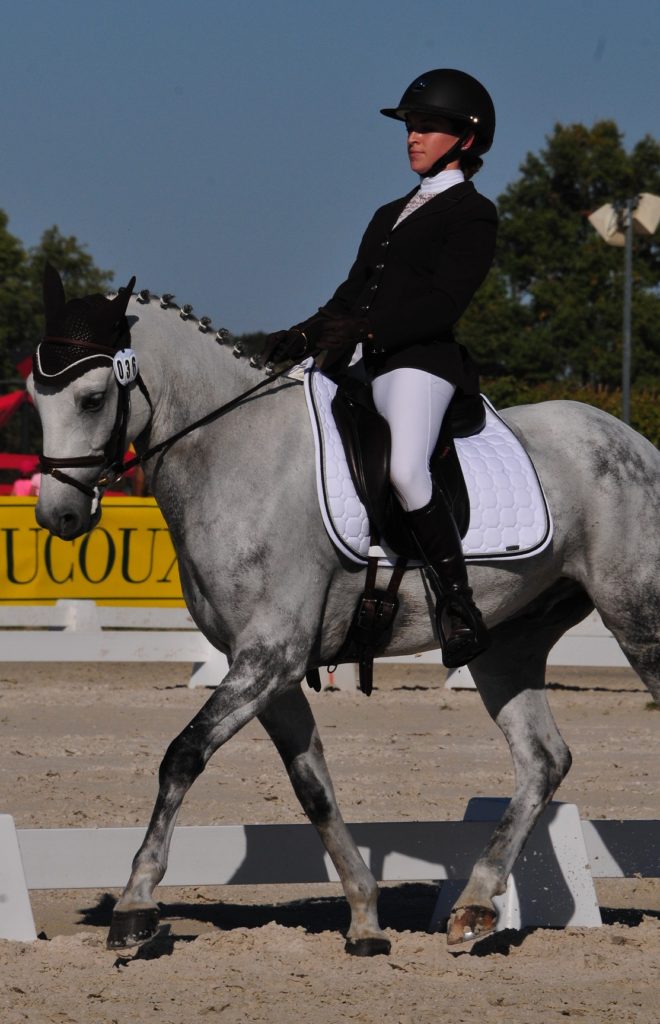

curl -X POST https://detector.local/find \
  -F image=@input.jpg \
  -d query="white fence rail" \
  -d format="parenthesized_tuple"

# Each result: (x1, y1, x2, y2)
(0, 600, 228, 687)
(0, 602, 630, 690)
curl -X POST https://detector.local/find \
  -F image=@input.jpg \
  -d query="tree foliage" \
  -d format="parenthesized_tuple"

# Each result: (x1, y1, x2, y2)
(2, 118, 660, 455)
(0, 213, 113, 453)
(0, 213, 113, 381)
(458, 121, 660, 390)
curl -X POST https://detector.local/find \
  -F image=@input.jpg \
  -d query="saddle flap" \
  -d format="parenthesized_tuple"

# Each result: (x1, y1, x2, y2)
(430, 425, 470, 539)
(331, 379, 471, 551)
(331, 384, 391, 539)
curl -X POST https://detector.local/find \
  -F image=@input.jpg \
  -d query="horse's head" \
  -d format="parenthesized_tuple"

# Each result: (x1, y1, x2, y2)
(30, 264, 148, 540)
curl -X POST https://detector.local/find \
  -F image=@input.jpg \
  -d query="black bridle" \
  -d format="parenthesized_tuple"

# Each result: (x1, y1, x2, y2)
(38, 354, 293, 506)
(39, 380, 134, 501)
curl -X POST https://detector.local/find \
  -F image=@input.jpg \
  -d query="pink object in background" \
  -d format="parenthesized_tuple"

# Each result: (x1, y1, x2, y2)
(10, 473, 40, 496)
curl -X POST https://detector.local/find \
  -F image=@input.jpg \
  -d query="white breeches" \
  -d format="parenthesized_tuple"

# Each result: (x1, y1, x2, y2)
(371, 367, 456, 512)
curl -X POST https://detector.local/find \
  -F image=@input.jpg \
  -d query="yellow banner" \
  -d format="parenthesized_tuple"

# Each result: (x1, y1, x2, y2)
(0, 497, 184, 605)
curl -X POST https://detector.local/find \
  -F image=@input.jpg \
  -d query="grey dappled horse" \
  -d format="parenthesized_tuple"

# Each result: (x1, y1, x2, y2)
(30, 276, 660, 955)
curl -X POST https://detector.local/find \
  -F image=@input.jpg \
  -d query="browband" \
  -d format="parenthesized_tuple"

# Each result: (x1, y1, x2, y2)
(42, 335, 117, 355)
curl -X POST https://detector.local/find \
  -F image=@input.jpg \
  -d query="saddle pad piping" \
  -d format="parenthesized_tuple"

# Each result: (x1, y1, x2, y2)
(305, 368, 553, 568)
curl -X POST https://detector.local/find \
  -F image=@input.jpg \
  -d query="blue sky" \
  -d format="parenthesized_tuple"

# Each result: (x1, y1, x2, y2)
(2, 0, 659, 334)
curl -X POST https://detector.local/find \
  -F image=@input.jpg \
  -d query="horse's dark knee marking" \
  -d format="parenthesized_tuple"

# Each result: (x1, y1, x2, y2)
(549, 742, 572, 791)
(159, 733, 206, 789)
(529, 736, 571, 800)
(290, 760, 333, 825)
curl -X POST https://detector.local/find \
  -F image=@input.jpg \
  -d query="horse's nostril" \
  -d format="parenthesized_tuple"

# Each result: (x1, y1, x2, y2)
(59, 512, 81, 538)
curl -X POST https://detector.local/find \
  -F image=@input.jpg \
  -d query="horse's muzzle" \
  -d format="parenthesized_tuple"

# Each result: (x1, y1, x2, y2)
(35, 500, 102, 540)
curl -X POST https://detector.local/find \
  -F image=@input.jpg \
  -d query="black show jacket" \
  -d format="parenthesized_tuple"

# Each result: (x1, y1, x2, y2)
(324, 180, 497, 394)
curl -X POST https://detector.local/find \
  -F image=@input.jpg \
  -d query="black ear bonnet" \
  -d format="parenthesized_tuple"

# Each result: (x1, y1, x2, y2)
(33, 263, 136, 387)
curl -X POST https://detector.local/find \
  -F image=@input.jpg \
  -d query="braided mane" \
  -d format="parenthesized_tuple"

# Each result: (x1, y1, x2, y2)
(128, 287, 247, 358)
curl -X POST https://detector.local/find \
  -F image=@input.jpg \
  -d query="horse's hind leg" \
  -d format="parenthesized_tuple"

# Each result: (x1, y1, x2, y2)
(589, 589, 660, 705)
(445, 583, 589, 945)
(258, 686, 391, 956)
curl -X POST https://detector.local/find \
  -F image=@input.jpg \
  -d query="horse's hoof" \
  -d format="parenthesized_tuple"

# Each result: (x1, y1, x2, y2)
(446, 905, 497, 946)
(345, 936, 391, 957)
(106, 907, 160, 950)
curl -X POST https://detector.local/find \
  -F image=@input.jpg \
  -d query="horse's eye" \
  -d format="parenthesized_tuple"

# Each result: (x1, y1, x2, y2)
(81, 392, 106, 412)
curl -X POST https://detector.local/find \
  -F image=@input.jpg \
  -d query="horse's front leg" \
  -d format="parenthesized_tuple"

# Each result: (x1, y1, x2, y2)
(445, 625, 572, 946)
(107, 643, 301, 949)
(258, 687, 391, 956)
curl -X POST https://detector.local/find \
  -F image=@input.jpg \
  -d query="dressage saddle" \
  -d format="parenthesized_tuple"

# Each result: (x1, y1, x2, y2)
(331, 378, 484, 556)
(306, 378, 485, 695)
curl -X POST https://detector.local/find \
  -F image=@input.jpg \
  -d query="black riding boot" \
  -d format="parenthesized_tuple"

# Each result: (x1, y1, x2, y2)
(404, 488, 490, 668)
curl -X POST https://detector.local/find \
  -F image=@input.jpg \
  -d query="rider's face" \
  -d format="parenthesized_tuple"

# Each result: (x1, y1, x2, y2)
(405, 114, 472, 175)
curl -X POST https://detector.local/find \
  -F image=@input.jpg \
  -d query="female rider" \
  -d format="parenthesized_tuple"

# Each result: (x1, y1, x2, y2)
(262, 69, 497, 668)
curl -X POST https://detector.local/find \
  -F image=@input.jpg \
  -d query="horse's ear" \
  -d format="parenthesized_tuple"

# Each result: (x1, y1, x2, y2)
(108, 275, 136, 321)
(43, 262, 66, 322)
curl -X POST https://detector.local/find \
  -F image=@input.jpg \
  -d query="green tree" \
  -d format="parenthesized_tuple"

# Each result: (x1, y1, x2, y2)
(458, 121, 660, 389)
(0, 216, 113, 379)
(0, 212, 113, 454)
(28, 225, 113, 304)
(0, 211, 33, 380)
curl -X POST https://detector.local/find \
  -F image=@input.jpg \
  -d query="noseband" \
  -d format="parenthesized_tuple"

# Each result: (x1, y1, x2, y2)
(39, 382, 135, 502)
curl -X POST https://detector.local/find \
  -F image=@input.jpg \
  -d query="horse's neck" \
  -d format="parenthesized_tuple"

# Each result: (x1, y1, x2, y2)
(126, 298, 317, 573)
(130, 299, 256, 440)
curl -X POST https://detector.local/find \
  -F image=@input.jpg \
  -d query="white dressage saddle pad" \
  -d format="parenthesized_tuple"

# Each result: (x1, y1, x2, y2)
(303, 368, 553, 566)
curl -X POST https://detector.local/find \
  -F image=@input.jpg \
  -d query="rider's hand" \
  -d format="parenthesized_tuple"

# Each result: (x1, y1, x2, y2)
(316, 314, 372, 351)
(261, 327, 309, 368)
(259, 311, 329, 369)
(260, 310, 374, 371)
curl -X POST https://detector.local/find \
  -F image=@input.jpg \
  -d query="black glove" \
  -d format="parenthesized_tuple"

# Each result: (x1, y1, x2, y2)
(316, 314, 371, 351)
(261, 327, 309, 368)
(260, 310, 373, 371)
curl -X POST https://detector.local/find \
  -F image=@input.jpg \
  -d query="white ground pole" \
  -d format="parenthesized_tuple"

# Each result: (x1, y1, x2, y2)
(1, 802, 658, 942)
(0, 814, 38, 941)
(430, 798, 602, 932)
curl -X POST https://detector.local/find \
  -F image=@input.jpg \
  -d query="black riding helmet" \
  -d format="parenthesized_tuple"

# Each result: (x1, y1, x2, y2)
(381, 69, 495, 158)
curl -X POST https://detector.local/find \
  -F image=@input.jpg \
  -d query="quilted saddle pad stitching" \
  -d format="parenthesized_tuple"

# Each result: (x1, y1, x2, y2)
(304, 369, 553, 567)
(306, 368, 370, 564)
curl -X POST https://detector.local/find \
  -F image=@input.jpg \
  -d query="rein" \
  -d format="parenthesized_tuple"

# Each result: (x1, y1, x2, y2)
(39, 360, 294, 503)
(119, 362, 293, 478)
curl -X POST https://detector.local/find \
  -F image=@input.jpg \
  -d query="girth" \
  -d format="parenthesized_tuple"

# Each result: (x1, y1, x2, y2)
(306, 554, 406, 697)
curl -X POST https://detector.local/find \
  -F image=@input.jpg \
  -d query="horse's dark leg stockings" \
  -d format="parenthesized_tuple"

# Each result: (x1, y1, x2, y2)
(258, 687, 390, 956)
(404, 487, 489, 668)
(107, 649, 298, 949)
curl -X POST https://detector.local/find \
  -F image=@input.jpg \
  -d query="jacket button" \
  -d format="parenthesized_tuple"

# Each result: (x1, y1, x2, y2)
(360, 305, 369, 312)
(370, 284, 378, 291)
(381, 240, 389, 248)
(376, 263, 384, 270)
